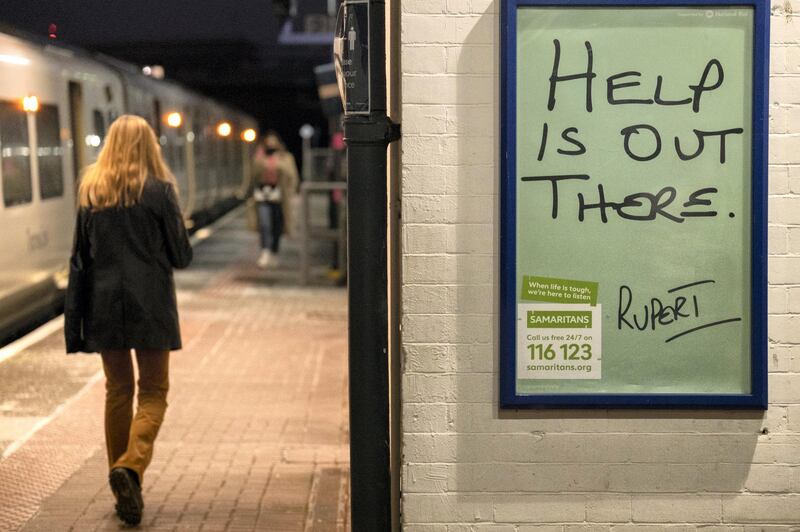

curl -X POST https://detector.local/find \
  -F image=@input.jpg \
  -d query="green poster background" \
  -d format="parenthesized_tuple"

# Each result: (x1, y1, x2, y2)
(515, 7, 753, 394)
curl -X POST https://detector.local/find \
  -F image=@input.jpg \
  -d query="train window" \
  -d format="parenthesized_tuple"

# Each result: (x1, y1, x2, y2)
(93, 109, 106, 139)
(0, 100, 32, 207)
(37, 104, 64, 199)
(173, 141, 185, 175)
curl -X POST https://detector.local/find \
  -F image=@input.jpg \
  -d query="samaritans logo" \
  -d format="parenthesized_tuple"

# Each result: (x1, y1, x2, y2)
(527, 310, 592, 328)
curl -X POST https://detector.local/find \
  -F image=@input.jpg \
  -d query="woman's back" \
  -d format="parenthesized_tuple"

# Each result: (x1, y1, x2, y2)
(65, 115, 192, 355)
(85, 178, 191, 273)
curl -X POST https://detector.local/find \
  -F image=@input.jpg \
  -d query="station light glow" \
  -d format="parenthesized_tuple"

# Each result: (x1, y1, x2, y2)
(216, 122, 232, 137)
(242, 128, 257, 142)
(166, 112, 182, 128)
(85, 135, 101, 147)
(22, 95, 39, 112)
(142, 65, 165, 79)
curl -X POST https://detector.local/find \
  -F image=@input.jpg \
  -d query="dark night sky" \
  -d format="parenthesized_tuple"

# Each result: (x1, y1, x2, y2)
(0, 0, 335, 153)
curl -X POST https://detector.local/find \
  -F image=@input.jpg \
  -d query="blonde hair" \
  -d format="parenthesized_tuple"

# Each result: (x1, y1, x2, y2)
(78, 114, 175, 209)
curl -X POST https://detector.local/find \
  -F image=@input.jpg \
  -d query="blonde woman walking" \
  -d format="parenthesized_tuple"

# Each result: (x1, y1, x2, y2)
(64, 115, 192, 526)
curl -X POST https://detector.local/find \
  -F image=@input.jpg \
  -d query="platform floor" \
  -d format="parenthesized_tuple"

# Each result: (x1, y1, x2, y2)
(0, 209, 350, 531)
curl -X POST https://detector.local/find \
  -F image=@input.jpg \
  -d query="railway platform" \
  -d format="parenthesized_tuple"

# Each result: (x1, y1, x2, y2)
(0, 207, 350, 532)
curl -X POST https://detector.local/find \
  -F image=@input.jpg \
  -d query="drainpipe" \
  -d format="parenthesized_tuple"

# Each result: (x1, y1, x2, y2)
(340, 0, 401, 529)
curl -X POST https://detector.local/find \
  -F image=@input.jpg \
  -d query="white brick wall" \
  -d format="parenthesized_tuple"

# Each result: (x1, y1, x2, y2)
(400, 0, 800, 528)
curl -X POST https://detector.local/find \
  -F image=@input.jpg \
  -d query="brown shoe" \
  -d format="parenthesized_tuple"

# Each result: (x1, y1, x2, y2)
(109, 467, 143, 526)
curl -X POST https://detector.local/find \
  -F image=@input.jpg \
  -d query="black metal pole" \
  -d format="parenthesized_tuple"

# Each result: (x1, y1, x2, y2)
(343, 0, 399, 529)
(346, 120, 390, 531)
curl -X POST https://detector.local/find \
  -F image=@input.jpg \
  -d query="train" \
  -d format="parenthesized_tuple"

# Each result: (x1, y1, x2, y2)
(0, 26, 259, 343)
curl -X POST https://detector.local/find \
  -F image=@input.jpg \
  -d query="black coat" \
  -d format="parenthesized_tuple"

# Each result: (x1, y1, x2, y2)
(64, 178, 193, 354)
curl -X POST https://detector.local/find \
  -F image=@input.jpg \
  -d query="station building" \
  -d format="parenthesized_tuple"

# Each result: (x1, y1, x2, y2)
(396, 0, 800, 528)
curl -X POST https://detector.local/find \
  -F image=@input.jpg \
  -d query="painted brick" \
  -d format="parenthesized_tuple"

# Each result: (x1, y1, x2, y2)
(404, 194, 494, 224)
(770, 105, 789, 134)
(447, 0, 499, 15)
(452, 16, 497, 45)
(402, 314, 493, 343)
(403, 225, 452, 254)
(403, 135, 495, 166)
(402, 494, 494, 523)
(446, 45, 496, 74)
(402, 254, 493, 284)
(631, 494, 721, 523)
(492, 494, 586, 523)
(769, 165, 790, 194)
(743, 464, 795, 492)
(443, 164, 496, 194)
(770, 257, 800, 284)
(400, 5, 800, 529)
(403, 75, 494, 104)
(769, 134, 800, 164)
(586, 494, 631, 523)
(769, 373, 800, 402)
(789, 164, 800, 193)
(404, 104, 449, 134)
(770, 346, 800, 374)
(403, 164, 448, 195)
(768, 225, 789, 255)
(402, 16, 457, 44)
(405, 46, 449, 74)
(611, 527, 695, 532)
(788, 226, 800, 252)
(743, 527, 799, 532)
(403, 403, 451, 433)
(769, 285, 788, 313)
(445, 104, 496, 134)
(770, 196, 800, 223)
(403, 284, 494, 315)
(722, 494, 800, 523)
(772, 45, 788, 74)
(787, 286, 800, 312)
(403, 223, 494, 255)
(448, 526, 517, 532)
(771, 15, 800, 44)
(403, 0, 447, 14)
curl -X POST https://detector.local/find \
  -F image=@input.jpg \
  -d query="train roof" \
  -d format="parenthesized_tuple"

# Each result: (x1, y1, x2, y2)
(0, 21, 253, 120)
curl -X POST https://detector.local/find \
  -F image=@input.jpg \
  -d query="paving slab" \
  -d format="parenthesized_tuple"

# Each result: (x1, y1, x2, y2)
(0, 212, 350, 531)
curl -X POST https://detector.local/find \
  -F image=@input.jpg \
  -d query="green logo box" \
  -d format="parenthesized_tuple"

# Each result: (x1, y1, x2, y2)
(527, 310, 592, 328)
(520, 275, 598, 305)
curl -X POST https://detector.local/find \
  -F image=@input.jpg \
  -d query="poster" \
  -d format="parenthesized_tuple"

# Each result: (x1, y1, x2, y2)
(500, 0, 768, 408)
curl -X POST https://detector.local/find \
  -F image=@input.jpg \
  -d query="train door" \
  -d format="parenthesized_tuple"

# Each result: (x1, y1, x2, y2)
(152, 99, 162, 137)
(184, 110, 197, 216)
(167, 106, 190, 212)
(68, 81, 85, 190)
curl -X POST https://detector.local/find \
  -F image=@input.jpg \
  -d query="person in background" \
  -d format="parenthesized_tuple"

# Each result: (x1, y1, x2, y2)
(64, 115, 193, 526)
(326, 129, 347, 278)
(251, 130, 299, 268)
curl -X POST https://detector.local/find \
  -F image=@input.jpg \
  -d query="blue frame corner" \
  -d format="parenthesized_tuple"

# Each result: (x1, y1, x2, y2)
(499, 0, 769, 409)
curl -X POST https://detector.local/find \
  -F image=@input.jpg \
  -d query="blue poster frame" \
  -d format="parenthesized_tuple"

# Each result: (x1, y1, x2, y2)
(500, 0, 769, 408)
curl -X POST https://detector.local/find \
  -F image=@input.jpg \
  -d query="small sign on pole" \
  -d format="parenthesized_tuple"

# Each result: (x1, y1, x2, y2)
(334, 0, 371, 116)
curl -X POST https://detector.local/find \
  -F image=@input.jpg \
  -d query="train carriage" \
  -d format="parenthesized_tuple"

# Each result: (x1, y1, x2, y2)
(0, 27, 258, 342)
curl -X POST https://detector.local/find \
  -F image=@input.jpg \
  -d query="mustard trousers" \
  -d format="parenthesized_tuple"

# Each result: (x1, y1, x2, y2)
(101, 350, 169, 485)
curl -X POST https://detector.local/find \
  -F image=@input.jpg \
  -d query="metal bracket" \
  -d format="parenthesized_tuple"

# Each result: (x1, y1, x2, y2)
(344, 116, 401, 145)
